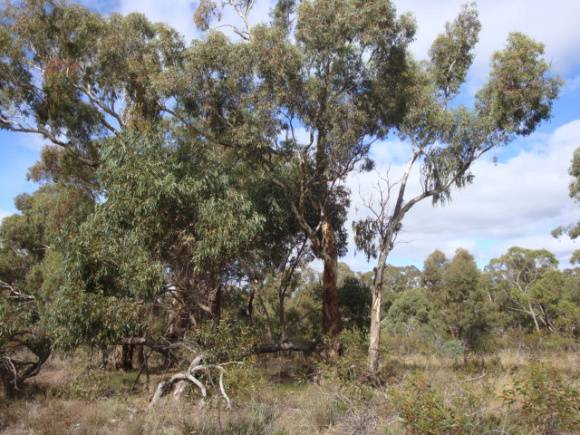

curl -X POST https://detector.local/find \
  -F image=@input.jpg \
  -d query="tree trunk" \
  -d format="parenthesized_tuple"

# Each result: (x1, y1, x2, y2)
(279, 292, 287, 342)
(247, 284, 255, 322)
(368, 252, 387, 373)
(209, 285, 222, 321)
(321, 217, 341, 337)
(112, 344, 134, 371)
(528, 302, 541, 334)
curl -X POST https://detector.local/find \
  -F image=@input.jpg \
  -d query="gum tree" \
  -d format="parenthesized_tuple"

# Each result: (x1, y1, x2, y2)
(192, 0, 419, 343)
(353, 4, 560, 371)
(486, 247, 558, 333)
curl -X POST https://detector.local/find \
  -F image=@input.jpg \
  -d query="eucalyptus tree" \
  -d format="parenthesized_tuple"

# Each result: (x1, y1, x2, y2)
(0, 184, 91, 393)
(422, 250, 448, 292)
(486, 247, 558, 333)
(553, 148, 580, 263)
(191, 0, 419, 343)
(530, 269, 580, 336)
(439, 249, 492, 351)
(0, 0, 187, 164)
(0, 1, 304, 359)
(352, 4, 560, 371)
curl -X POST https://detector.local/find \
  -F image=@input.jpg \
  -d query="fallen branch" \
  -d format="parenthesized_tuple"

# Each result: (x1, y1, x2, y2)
(461, 371, 487, 383)
(148, 354, 232, 409)
(250, 339, 320, 356)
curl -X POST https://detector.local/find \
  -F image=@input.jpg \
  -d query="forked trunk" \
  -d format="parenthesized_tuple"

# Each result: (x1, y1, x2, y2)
(321, 217, 341, 337)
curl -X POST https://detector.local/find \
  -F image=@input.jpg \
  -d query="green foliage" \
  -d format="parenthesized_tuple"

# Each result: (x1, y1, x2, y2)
(502, 363, 579, 434)
(187, 320, 258, 363)
(0, 184, 92, 390)
(439, 249, 493, 350)
(318, 328, 368, 383)
(223, 361, 267, 399)
(530, 269, 580, 336)
(552, 147, 580, 245)
(337, 277, 371, 330)
(392, 374, 496, 435)
(487, 247, 560, 332)
(387, 287, 432, 334)
(49, 290, 144, 351)
(422, 250, 448, 292)
(438, 339, 465, 358)
(0, 0, 567, 390)
(392, 375, 458, 434)
(57, 368, 138, 401)
(429, 3, 481, 101)
(476, 32, 562, 137)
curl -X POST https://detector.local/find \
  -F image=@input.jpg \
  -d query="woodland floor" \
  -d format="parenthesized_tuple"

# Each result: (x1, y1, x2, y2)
(0, 346, 579, 434)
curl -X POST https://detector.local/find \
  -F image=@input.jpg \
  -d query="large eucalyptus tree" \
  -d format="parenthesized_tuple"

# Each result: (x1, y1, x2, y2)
(192, 0, 419, 342)
(351, 4, 560, 371)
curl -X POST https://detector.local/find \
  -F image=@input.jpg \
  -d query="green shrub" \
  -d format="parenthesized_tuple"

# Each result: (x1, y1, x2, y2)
(502, 363, 579, 434)
(224, 359, 267, 399)
(438, 339, 464, 358)
(51, 368, 137, 400)
(391, 374, 502, 434)
(317, 328, 367, 383)
(187, 320, 258, 363)
(392, 375, 459, 434)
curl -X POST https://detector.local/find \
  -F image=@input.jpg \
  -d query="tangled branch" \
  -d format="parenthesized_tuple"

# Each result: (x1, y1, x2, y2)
(148, 354, 232, 409)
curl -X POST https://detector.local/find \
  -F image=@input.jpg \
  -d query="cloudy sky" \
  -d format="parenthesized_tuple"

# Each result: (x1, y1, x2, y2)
(0, 0, 579, 270)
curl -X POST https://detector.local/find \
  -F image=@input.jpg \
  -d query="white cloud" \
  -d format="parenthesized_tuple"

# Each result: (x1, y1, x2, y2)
(345, 119, 580, 271)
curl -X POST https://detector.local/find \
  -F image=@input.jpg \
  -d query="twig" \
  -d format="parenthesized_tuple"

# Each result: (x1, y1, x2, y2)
(461, 371, 487, 383)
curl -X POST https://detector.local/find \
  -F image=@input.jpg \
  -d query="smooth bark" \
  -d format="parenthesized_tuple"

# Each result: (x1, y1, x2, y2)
(368, 251, 387, 372)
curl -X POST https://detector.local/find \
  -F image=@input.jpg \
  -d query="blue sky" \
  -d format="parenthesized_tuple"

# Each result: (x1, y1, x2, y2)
(1, 0, 579, 270)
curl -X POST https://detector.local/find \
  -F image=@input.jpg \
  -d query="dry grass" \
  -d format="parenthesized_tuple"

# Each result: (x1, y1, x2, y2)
(0, 346, 578, 434)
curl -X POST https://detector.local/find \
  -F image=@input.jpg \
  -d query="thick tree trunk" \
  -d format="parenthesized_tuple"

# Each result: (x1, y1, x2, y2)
(368, 252, 387, 373)
(321, 217, 341, 337)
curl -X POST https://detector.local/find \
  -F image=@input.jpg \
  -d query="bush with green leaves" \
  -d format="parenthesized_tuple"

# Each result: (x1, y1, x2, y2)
(387, 287, 433, 334)
(502, 363, 579, 434)
(391, 374, 504, 434)
(338, 277, 371, 330)
(438, 249, 494, 351)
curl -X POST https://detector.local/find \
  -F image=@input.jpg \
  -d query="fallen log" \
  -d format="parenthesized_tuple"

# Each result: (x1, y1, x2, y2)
(250, 339, 320, 356)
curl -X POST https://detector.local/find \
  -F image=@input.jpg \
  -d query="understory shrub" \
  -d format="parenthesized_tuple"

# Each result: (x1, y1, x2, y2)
(502, 363, 579, 434)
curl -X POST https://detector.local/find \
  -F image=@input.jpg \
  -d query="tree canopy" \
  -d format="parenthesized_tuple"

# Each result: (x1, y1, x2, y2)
(0, 0, 569, 388)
